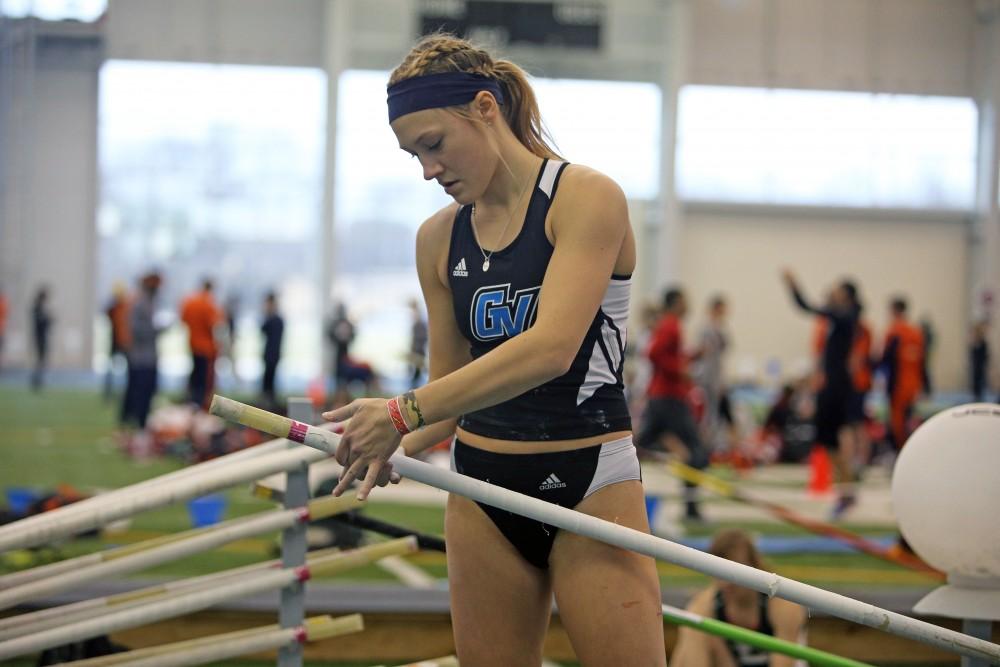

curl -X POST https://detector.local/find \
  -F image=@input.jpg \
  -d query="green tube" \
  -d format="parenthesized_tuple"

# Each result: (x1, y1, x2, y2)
(662, 604, 874, 667)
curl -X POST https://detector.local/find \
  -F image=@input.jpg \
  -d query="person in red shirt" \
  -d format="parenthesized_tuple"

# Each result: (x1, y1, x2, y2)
(180, 279, 224, 410)
(880, 297, 924, 450)
(637, 286, 708, 521)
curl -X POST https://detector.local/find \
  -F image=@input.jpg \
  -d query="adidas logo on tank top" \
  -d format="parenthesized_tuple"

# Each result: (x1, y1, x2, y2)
(539, 473, 567, 491)
(452, 258, 468, 278)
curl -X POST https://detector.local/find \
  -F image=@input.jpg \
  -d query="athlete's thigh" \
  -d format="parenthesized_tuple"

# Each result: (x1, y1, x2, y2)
(445, 493, 553, 666)
(549, 480, 666, 666)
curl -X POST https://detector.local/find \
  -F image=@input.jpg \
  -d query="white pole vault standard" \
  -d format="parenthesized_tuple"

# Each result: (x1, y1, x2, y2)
(0, 548, 344, 640)
(0, 437, 296, 548)
(58, 615, 364, 667)
(0, 445, 329, 553)
(0, 537, 416, 660)
(0, 495, 362, 611)
(210, 396, 1000, 664)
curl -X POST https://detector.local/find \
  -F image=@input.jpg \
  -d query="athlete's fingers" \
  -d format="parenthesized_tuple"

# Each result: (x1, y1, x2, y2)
(374, 461, 395, 487)
(356, 460, 384, 500)
(332, 457, 367, 497)
(323, 401, 359, 423)
(335, 434, 352, 466)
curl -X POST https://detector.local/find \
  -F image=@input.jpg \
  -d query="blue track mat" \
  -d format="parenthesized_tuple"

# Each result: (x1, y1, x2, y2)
(678, 535, 897, 555)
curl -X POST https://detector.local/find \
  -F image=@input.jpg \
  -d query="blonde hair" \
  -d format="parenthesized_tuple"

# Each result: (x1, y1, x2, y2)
(389, 33, 561, 160)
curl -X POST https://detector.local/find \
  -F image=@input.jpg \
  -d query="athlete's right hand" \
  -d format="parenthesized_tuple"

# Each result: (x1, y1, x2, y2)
(323, 398, 403, 501)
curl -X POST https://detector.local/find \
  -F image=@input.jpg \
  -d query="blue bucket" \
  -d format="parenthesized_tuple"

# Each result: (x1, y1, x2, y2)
(644, 495, 661, 525)
(187, 494, 227, 528)
(5, 488, 40, 516)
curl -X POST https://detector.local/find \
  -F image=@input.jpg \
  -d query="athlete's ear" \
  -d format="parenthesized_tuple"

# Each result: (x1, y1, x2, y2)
(473, 91, 498, 124)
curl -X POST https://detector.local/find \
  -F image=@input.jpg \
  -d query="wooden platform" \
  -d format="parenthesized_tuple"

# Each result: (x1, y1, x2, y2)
(6, 581, 995, 664)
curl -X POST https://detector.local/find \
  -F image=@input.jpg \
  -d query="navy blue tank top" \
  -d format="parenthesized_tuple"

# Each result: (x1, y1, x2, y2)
(447, 159, 632, 441)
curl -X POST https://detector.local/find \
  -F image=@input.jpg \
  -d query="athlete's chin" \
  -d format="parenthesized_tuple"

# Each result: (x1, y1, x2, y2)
(450, 192, 476, 206)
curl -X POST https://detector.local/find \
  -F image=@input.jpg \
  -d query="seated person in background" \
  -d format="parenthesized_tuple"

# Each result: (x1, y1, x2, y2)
(672, 528, 807, 667)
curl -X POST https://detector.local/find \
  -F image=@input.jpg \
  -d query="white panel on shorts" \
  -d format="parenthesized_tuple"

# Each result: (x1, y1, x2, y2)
(584, 435, 641, 498)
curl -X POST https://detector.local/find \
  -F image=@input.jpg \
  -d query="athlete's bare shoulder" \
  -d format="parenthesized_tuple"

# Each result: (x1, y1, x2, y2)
(546, 163, 628, 244)
(416, 202, 462, 284)
(555, 163, 626, 205)
(416, 202, 461, 248)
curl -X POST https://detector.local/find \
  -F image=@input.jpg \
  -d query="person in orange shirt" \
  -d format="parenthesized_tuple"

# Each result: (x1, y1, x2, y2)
(0, 287, 8, 373)
(180, 279, 224, 409)
(880, 297, 924, 450)
(104, 282, 132, 402)
(847, 313, 874, 472)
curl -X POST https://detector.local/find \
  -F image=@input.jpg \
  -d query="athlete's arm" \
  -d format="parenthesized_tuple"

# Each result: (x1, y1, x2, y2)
(671, 587, 734, 667)
(768, 597, 807, 667)
(781, 269, 827, 318)
(399, 207, 470, 456)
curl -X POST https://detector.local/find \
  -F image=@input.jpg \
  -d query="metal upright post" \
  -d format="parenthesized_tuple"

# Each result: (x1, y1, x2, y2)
(277, 397, 313, 667)
(961, 619, 993, 667)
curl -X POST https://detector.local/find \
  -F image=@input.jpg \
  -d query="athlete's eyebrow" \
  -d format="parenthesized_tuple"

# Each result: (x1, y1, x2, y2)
(399, 130, 438, 154)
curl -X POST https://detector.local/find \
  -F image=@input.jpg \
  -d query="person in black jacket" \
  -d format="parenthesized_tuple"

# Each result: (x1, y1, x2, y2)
(782, 269, 861, 517)
(30, 286, 53, 392)
(260, 291, 284, 409)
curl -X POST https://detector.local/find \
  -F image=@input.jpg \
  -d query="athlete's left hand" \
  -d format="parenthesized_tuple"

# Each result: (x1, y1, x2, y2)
(323, 398, 403, 500)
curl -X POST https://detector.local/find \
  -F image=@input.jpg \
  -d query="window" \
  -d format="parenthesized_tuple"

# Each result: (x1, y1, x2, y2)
(98, 60, 326, 382)
(1, 0, 106, 21)
(676, 85, 977, 210)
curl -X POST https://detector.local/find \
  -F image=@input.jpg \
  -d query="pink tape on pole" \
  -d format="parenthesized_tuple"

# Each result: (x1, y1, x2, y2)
(288, 420, 309, 443)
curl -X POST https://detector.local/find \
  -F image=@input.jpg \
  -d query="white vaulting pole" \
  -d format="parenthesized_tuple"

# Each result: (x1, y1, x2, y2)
(0, 537, 416, 660)
(65, 615, 365, 667)
(0, 437, 296, 548)
(0, 445, 329, 552)
(210, 396, 1000, 664)
(0, 547, 344, 640)
(0, 494, 362, 611)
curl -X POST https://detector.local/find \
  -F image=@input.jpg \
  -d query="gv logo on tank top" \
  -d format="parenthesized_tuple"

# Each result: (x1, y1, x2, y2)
(471, 284, 541, 341)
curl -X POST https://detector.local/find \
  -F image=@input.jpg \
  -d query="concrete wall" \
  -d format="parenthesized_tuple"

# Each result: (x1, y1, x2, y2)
(676, 207, 969, 390)
(0, 20, 100, 370)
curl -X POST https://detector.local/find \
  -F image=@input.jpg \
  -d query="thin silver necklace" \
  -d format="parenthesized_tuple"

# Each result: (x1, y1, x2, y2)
(470, 174, 532, 273)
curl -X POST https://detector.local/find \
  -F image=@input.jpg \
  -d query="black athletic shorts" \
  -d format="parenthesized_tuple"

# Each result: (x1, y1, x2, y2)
(451, 436, 640, 569)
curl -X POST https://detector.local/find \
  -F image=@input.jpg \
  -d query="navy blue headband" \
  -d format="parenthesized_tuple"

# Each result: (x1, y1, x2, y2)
(387, 71, 504, 122)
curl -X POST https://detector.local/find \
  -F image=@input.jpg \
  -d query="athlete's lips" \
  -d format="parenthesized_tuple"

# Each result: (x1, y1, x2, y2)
(441, 180, 459, 193)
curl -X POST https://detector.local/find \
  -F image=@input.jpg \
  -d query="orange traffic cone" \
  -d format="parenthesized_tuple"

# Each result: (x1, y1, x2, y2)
(808, 444, 834, 497)
(307, 377, 327, 410)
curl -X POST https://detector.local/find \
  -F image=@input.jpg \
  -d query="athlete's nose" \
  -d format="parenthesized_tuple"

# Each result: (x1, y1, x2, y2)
(422, 158, 444, 181)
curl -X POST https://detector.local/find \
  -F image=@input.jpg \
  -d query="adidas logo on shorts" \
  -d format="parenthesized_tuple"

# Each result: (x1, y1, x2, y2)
(539, 473, 567, 491)
(452, 258, 469, 277)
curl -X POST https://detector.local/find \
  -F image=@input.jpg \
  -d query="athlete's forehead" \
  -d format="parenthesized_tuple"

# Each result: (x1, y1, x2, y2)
(391, 109, 450, 151)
